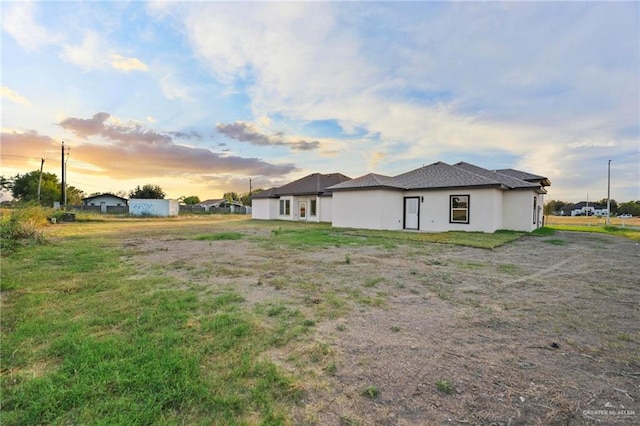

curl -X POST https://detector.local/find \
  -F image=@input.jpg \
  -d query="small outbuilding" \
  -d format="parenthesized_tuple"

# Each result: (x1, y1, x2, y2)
(129, 199, 179, 217)
(82, 193, 128, 213)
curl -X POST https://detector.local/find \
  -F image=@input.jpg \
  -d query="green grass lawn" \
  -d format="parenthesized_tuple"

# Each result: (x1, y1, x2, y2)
(544, 224, 640, 241)
(1, 232, 304, 425)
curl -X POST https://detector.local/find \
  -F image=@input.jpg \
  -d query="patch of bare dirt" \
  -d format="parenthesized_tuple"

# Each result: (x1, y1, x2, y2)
(123, 230, 640, 425)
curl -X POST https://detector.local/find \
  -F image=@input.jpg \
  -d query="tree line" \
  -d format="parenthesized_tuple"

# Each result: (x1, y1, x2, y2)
(544, 199, 640, 216)
(1, 171, 261, 207)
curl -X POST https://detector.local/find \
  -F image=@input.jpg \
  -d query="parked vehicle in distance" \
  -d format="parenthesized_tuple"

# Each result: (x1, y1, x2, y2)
(618, 214, 633, 219)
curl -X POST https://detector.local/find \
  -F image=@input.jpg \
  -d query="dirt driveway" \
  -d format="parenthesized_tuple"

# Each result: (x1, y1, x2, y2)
(128, 227, 639, 425)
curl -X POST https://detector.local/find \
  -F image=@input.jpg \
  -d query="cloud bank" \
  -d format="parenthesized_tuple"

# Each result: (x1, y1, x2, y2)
(216, 121, 320, 151)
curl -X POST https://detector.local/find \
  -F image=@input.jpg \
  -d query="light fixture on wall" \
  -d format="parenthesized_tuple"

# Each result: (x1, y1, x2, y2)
(421, 196, 424, 203)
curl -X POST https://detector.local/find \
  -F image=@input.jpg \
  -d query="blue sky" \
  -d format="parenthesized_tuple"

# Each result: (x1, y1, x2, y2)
(2, 1, 638, 202)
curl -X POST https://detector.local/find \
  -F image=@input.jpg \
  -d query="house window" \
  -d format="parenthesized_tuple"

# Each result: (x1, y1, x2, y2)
(310, 199, 317, 216)
(450, 195, 469, 224)
(533, 197, 537, 224)
(279, 199, 290, 215)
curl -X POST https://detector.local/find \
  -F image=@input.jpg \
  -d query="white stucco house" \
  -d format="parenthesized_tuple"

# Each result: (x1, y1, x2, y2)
(82, 193, 128, 213)
(327, 162, 550, 233)
(251, 173, 351, 222)
(252, 162, 550, 233)
(564, 202, 608, 217)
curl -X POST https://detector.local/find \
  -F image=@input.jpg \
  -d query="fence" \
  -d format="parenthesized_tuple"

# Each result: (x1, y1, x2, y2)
(65, 205, 249, 215)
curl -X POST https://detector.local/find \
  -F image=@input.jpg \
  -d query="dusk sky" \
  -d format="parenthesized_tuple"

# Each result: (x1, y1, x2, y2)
(2, 1, 639, 203)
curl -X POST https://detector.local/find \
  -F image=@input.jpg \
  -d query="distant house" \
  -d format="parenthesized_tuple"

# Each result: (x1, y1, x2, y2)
(251, 173, 352, 222)
(199, 199, 244, 211)
(563, 202, 609, 217)
(82, 193, 128, 213)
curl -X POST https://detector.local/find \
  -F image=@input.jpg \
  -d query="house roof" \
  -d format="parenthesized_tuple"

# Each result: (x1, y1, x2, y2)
(567, 201, 607, 210)
(200, 198, 243, 207)
(326, 173, 403, 190)
(255, 173, 352, 198)
(495, 168, 551, 186)
(200, 198, 223, 205)
(453, 162, 540, 189)
(251, 188, 278, 199)
(328, 161, 549, 193)
(393, 161, 503, 189)
(82, 193, 128, 202)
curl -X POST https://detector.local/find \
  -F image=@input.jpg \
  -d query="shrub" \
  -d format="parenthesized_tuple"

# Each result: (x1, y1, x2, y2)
(0, 204, 48, 254)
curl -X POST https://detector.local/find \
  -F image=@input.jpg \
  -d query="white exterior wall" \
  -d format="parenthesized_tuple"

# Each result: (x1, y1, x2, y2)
(333, 188, 506, 233)
(319, 196, 332, 223)
(411, 188, 503, 233)
(129, 199, 179, 217)
(502, 191, 539, 231)
(252, 198, 278, 220)
(332, 189, 404, 230)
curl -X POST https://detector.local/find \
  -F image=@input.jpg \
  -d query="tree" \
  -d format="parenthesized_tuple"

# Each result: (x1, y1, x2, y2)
(129, 184, 165, 199)
(240, 188, 264, 207)
(596, 198, 618, 215)
(223, 192, 240, 202)
(182, 196, 200, 205)
(617, 200, 640, 217)
(66, 186, 85, 205)
(9, 171, 86, 206)
(11, 171, 61, 206)
(544, 200, 569, 215)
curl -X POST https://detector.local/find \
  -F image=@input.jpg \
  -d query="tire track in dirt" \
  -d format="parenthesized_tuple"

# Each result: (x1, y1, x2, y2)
(499, 254, 582, 287)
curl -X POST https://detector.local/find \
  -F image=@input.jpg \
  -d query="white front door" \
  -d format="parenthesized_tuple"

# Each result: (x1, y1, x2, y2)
(299, 201, 307, 220)
(404, 197, 419, 230)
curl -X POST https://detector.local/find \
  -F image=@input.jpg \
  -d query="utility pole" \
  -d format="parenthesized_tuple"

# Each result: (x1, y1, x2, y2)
(249, 177, 252, 195)
(64, 146, 70, 205)
(61, 142, 65, 205)
(606, 160, 611, 225)
(37, 158, 45, 203)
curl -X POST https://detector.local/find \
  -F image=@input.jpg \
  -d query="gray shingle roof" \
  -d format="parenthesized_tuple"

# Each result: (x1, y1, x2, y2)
(393, 161, 502, 189)
(253, 173, 352, 199)
(327, 173, 403, 191)
(453, 162, 540, 189)
(496, 168, 550, 186)
(327, 161, 549, 193)
(251, 188, 278, 199)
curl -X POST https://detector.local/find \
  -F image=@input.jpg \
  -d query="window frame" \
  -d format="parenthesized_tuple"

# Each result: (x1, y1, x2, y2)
(309, 199, 317, 216)
(533, 196, 537, 224)
(279, 199, 291, 216)
(450, 194, 470, 224)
